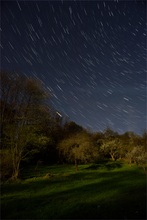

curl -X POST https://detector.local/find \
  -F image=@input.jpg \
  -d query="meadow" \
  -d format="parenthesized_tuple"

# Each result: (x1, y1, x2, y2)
(1, 161, 146, 219)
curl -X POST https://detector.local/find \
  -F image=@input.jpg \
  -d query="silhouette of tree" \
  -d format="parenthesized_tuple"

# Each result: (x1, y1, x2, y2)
(0, 71, 51, 179)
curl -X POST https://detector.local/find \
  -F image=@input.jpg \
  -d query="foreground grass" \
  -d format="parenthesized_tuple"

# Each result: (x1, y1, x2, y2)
(1, 161, 146, 219)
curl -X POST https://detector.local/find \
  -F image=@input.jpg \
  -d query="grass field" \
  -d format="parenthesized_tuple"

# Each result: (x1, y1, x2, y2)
(1, 161, 146, 219)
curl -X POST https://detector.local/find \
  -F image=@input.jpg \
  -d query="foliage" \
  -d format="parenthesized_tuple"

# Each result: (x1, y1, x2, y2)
(126, 146, 147, 172)
(58, 132, 98, 170)
(63, 121, 84, 138)
(101, 138, 121, 161)
(0, 71, 52, 179)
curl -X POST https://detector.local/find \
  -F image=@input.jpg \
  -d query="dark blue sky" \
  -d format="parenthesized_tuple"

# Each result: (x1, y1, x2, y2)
(1, 0, 146, 134)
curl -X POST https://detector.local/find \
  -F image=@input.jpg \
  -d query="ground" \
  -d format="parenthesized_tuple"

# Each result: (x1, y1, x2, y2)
(1, 161, 146, 219)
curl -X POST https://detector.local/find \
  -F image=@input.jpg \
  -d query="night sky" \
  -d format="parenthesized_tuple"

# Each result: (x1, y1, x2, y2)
(1, 0, 146, 134)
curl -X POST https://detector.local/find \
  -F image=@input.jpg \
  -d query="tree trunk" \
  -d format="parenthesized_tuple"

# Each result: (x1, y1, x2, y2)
(75, 158, 78, 172)
(11, 169, 19, 180)
(11, 157, 21, 180)
(110, 153, 115, 161)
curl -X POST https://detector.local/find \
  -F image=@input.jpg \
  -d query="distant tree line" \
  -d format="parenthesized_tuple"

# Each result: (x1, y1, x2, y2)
(0, 71, 147, 180)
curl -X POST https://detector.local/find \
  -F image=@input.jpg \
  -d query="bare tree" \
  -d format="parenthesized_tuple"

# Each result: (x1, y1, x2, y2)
(0, 71, 51, 179)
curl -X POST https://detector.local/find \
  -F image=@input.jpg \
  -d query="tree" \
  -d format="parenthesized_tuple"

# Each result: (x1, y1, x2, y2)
(141, 131, 147, 152)
(100, 138, 121, 161)
(63, 121, 84, 138)
(126, 146, 147, 171)
(103, 127, 118, 140)
(99, 128, 120, 161)
(0, 71, 51, 179)
(58, 132, 98, 171)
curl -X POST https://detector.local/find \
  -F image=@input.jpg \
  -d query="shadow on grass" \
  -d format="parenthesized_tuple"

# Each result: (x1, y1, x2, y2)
(20, 164, 76, 180)
(1, 169, 136, 195)
(1, 181, 146, 219)
(1, 167, 146, 219)
(85, 161, 123, 171)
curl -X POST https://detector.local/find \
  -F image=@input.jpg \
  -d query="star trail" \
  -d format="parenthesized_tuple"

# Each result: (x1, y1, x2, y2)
(1, 0, 146, 134)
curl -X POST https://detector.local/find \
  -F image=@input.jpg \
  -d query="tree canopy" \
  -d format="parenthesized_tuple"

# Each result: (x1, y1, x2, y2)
(58, 131, 98, 171)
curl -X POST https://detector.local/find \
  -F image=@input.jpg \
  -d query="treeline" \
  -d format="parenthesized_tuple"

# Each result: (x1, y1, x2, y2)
(0, 71, 147, 180)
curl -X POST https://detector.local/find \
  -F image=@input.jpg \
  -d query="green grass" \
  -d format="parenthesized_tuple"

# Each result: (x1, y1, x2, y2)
(1, 161, 146, 219)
